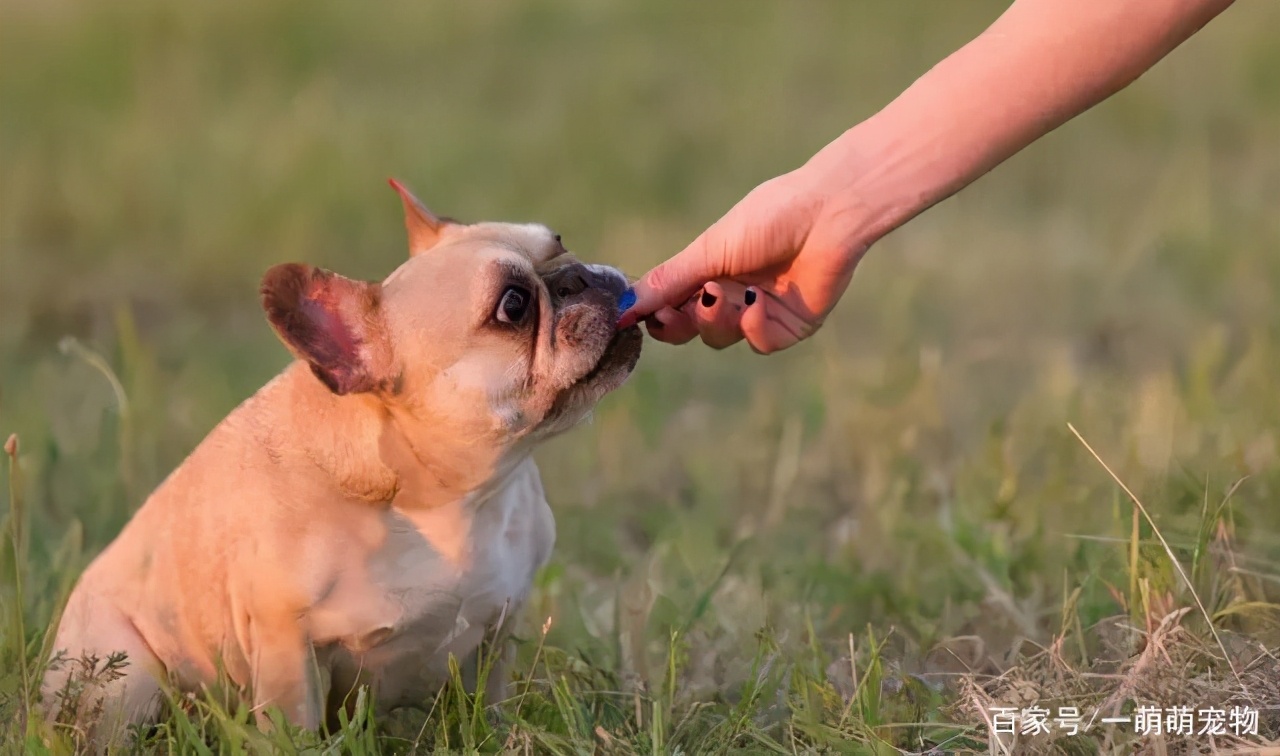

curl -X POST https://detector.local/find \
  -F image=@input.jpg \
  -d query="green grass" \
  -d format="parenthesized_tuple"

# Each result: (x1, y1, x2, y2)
(4, 0, 1280, 752)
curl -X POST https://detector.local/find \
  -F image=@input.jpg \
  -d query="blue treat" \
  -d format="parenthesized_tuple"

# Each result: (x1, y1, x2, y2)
(618, 287, 636, 312)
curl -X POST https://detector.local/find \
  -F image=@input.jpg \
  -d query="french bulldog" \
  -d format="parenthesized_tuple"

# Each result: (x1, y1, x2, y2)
(41, 179, 643, 747)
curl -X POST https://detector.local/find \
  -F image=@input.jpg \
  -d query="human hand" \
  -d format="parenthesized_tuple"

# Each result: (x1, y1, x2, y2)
(617, 165, 873, 354)
(616, 0, 1235, 355)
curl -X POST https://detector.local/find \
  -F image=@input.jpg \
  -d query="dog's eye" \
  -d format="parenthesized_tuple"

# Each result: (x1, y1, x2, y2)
(496, 286, 531, 324)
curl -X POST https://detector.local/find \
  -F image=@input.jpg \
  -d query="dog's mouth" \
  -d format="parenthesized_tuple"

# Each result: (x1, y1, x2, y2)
(535, 273, 644, 427)
(548, 323, 642, 418)
(579, 324, 642, 386)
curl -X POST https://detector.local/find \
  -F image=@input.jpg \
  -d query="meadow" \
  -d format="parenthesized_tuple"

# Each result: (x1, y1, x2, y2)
(3, 1, 1280, 753)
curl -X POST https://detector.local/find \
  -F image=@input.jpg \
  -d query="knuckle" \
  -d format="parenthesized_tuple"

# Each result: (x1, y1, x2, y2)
(707, 230, 737, 279)
(644, 264, 673, 294)
(743, 326, 786, 355)
(703, 330, 742, 351)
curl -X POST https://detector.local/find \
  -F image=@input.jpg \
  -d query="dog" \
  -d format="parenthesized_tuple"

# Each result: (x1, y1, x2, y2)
(41, 179, 643, 746)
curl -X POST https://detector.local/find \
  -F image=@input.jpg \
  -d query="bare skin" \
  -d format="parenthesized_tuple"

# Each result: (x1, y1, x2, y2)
(617, 0, 1236, 353)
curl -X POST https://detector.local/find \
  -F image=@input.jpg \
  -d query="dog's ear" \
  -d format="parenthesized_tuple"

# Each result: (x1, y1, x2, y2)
(260, 263, 395, 395)
(388, 178, 457, 257)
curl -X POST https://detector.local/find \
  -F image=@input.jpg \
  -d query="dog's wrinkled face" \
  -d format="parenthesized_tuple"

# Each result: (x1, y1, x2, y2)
(259, 180, 642, 454)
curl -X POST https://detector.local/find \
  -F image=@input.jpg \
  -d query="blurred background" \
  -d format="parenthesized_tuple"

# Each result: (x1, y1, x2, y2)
(3, 0, 1280, 743)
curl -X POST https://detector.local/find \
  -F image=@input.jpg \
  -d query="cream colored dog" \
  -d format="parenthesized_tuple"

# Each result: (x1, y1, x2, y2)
(41, 180, 643, 746)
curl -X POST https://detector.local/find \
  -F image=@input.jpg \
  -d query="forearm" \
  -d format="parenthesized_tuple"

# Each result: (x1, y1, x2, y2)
(810, 0, 1234, 246)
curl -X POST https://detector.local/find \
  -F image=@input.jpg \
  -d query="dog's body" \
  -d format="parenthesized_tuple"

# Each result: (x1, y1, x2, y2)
(42, 181, 641, 746)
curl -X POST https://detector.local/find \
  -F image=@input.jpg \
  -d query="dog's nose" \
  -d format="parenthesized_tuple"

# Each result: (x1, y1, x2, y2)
(580, 264, 629, 298)
(547, 264, 629, 301)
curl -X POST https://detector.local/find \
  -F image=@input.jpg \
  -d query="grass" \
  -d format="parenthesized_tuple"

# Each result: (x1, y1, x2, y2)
(3, 0, 1280, 752)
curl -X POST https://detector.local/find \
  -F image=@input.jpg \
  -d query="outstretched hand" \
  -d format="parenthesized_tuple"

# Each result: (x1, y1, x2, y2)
(617, 0, 1234, 354)
(617, 167, 871, 354)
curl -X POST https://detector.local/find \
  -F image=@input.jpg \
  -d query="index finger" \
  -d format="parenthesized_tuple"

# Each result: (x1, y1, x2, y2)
(617, 233, 718, 329)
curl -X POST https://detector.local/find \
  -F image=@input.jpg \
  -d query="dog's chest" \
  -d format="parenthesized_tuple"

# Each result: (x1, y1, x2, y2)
(309, 459, 554, 668)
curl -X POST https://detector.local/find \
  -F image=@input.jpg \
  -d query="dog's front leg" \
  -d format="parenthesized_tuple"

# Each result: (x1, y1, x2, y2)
(247, 617, 324, 732)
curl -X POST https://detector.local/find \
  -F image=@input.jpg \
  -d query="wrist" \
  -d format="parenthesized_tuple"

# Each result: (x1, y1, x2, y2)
(791, 124, 918, 255)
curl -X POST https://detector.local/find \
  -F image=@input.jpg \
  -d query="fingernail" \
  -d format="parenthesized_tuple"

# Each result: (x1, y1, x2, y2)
(744, 289, 757, 306)
(700, 290, 717, 307)
(618, 287, 636, 312)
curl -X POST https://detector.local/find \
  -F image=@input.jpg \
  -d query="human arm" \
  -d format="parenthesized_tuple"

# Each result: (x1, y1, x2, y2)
(618, 0, 1235, 352)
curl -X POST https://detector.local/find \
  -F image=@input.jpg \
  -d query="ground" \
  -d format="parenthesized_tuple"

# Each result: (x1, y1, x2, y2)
(3, 1, 1280, 753)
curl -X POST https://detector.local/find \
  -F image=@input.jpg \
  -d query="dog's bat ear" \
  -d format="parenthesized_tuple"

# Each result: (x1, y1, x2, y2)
(260, 263, 394, 396)
(388, 178, 454, 257)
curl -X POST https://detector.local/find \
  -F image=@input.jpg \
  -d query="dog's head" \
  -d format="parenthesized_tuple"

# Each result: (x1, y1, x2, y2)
(260, 179, 642, 452)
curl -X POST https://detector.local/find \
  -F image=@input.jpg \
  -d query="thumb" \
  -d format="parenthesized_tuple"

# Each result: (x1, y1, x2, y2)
(618, 233, 718, 329)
